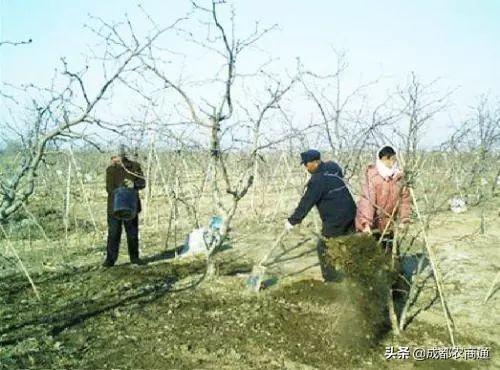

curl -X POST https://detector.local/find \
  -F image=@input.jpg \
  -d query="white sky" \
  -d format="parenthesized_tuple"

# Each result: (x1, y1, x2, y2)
(1, 0, 499, 148)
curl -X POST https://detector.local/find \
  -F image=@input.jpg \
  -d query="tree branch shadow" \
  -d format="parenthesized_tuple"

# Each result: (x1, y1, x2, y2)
(266, 237, 314, 266)
(0, 262, 207, 345)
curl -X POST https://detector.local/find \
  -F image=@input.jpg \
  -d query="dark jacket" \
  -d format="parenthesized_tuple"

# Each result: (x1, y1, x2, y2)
(106, 158, 146, 215)
(288, 161, 356, 237)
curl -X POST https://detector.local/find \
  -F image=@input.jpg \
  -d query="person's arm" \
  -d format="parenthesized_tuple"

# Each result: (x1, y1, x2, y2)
(132, 163, 146, 190)
(356, 169, 376, 231)
(288, 178, 322, 225)
(106, 166, 115, 194)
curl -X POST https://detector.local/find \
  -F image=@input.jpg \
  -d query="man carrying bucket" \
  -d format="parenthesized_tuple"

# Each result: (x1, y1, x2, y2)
(103, 145, 146, 267)
(286, 149, 357, 281)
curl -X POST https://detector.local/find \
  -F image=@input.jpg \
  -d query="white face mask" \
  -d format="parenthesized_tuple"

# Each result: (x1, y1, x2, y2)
(376, 158, 399, 179)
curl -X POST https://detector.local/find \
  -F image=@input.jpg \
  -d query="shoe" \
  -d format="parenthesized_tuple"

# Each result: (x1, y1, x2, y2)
(130, 258, 145, 266)
(102, 260, 114, 268)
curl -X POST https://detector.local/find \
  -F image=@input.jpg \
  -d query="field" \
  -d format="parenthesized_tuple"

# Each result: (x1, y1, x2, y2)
(2, 1, 500, 368)
(1, 151, 499, 369)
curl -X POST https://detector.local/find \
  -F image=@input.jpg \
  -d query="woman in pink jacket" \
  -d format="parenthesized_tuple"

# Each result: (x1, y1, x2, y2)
(355, 146, 411, 242)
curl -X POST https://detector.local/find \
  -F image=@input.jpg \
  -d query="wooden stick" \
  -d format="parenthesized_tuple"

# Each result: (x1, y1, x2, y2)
(64, 157, 72, 242)
(387, 289, 400, 335)
(410, 187, 456, 346)
(21, 203, 49, 242)
(68, 147, 97, 232)
(143, 136, 156, 223)
(153, 147, 177, 248)
(399, 254, 431, 331)
(386, 218, 401, 335)
(0, 225, 40, 301)
(258, 229, 288, 266)
(483, 271, 499, 304)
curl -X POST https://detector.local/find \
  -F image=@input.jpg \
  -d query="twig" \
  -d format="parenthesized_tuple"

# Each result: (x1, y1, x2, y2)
(0, 224, 41, 301)
(409, 187, 456, 346)
(68, 147, 97, 232)
(483, 271, 499, 304)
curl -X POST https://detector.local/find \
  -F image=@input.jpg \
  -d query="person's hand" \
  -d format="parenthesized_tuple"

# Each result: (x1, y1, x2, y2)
(284, 220, 295, 232)
(362, 225, 372, 234)
(123, 178, 134, 188)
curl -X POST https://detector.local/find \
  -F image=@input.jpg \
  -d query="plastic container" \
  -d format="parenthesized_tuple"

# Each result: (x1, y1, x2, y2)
(209, 215, 223, 231)
(112, 187, 138, 220)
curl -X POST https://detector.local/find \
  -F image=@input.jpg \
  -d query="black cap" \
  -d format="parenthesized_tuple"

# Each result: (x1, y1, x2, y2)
(300, 149, 321, 164)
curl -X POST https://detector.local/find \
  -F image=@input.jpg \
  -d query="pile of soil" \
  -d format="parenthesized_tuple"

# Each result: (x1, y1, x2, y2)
(322, 233, 394, 348)
(0, 258, 389, 369)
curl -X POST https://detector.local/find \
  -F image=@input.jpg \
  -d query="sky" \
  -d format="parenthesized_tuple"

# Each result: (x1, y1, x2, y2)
(1, 0, 499, 147)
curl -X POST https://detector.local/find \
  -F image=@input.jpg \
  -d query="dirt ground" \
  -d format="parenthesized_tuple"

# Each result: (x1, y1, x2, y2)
(1, 196, 499, 369)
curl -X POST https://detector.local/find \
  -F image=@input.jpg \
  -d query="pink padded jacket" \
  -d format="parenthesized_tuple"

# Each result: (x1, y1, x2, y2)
(355, 164, 411, 232)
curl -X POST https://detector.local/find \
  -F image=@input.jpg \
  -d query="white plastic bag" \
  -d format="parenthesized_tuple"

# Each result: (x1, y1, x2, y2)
(179, 228, 209, 258)
(178, 216, 224, 258)
(179, 227, 221, 258)
(449, 197, 467, 214)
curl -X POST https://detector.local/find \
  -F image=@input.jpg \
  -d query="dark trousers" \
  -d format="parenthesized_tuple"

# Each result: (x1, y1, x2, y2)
(316, 238, 339, 282)
(372, 232, 395, 255)
(317, 220, 355, 282)
(106, 215, 139, 264)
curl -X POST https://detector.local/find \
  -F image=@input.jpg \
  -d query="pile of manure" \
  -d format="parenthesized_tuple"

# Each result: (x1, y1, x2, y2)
(320, 233, 395, 347)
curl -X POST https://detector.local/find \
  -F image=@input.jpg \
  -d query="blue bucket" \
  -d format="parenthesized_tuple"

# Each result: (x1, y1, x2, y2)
(112, 187, 138, 220)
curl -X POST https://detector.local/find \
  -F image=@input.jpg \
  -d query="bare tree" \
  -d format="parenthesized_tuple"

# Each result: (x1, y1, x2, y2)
(396, 72, 452, 166)
(101, 1, 302, 251)
(0, 18, 183, 222)
(462, 96, 500, 198)
(298, 51, 397, 179)
(441, 95, 500, 235)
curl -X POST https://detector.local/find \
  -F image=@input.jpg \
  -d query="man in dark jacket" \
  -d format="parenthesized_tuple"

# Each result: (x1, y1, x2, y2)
(103, 146, 146, 267)
(286, 149, 356, 281)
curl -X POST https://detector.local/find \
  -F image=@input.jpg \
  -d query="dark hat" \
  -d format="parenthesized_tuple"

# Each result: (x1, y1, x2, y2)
(300, 149, 321, 164)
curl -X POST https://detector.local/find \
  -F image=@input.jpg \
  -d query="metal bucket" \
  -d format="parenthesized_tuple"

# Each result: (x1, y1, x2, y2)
(112, 187, 138, 220)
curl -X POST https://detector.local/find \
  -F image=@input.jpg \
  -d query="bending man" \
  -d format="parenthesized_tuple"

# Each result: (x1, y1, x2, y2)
(286, 149, 356, 281)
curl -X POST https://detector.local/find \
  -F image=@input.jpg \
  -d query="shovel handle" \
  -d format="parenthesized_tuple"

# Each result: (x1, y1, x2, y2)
(257, 229, 288, 266)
